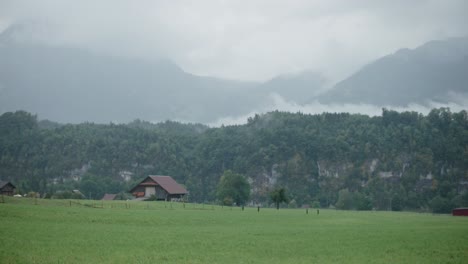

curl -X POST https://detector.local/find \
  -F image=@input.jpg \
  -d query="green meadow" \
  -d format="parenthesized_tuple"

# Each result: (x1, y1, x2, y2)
(1, 198, 467, 264)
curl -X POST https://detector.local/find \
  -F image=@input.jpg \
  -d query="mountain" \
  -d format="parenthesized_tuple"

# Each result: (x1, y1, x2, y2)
(0, 24, 328, 124)
(318, 37, 468, 106)
(0, 43, 260, 124)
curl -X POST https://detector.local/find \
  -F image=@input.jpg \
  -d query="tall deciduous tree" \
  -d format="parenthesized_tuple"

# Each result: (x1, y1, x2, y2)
(216, 170, 250, 206)
(270, 187, 289, 210)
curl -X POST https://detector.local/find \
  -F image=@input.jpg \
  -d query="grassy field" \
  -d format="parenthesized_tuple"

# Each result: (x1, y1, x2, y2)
(1, 197, 467, 263)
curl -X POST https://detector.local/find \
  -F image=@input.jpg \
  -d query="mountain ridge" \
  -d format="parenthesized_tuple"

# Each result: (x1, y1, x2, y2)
(318, 36, 468, 106)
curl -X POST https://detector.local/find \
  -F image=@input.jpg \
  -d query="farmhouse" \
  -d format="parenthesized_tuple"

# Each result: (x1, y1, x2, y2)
(0, 181, 16, 196)
(452, 208, 468, 216)
(130, 175, 188, 200)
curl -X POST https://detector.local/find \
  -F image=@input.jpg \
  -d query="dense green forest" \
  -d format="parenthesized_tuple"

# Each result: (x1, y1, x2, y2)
(1, 109, 467, 212)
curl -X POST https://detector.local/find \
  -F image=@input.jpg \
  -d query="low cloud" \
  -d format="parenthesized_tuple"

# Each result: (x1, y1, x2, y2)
(209, 93, 468, 127)
(1, 1, 467, 82)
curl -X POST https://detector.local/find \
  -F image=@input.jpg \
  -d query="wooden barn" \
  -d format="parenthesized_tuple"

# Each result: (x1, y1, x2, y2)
(130, 175, 188, 200)
(452, 208, 468, 216)
(0, 181, 16, 196)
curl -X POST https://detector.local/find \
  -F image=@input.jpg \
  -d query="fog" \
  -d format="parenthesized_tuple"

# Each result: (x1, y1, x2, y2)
(0, 1, 467, 124)
(209, 93, 468, 127)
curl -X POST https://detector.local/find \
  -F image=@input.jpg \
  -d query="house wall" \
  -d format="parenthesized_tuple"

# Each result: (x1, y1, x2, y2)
(131, 185, 145, 197)
(132, 185, 168, 199)
(145, 186, 156, 197)
(155, 186, 168, 200)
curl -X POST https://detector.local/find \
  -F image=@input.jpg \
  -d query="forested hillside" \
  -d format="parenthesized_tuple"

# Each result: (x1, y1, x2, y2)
(1, 109, 467, 212)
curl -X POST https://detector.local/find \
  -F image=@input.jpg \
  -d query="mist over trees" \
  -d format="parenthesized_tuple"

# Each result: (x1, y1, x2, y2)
(0, 108, 467, 212)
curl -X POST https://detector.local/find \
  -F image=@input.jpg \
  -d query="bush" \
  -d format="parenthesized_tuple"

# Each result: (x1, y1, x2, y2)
(311, 201, 320, 209)
(335, 189, 353, 210)
(391, 194, 403, 211)
(114, 192, 132, 200)
(430, 195, 453, 214)
(355, 193, 373, 211)
(52, 191, 72, 199)
(71, 192, 85, 199)
(144, 195, 158, 201)
(27, 192, 39, 198)
(336, 189, 372, 210)
(221, 197, 234, 206)
(52, 191, 84, 199)
(288, 199, 298, 208)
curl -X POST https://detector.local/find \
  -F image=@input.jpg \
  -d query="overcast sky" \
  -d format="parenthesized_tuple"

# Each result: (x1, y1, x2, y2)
(1, 0, 467, 83)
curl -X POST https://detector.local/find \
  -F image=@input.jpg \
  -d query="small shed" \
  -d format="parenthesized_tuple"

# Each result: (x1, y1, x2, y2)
(0, 181, 16, 196)
(452, 208, 468, 216)
(101, 193, 117, 200)
(130, 175, 188, 200)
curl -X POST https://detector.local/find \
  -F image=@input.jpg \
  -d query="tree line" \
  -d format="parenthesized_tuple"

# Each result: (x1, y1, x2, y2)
(0, 108, 467, 213)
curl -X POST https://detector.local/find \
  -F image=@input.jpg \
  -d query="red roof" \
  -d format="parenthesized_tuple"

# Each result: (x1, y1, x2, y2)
(149, 176, 188, 194)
